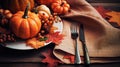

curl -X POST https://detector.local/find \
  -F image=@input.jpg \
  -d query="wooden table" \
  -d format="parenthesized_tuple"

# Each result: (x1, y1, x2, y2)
(0, 0, 120, 67)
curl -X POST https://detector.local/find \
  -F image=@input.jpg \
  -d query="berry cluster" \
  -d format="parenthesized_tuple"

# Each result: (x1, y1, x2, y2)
(0, 32, 16, 43)
(40, 13, 58, 35)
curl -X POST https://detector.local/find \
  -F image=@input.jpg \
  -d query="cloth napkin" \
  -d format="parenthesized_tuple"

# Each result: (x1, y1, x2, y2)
(53, 0, 120, 64)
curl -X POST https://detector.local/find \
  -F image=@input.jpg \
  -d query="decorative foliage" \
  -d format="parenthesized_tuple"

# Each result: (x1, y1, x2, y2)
(63, 54, 75, 64)
(41, 49, 62, 67)
(46, 32, 64, 45)
(106, 11, 120, 26)
(63, 54, 84, 64)
(95, 6, 110, 18)
(26, 38, 44, 49)
(95, 6, 120, 27)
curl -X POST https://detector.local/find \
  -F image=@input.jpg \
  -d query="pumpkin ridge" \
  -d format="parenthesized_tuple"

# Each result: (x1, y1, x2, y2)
(35, 20, 41, 33)
(27, 18, 38, 38)
(28, 18, 33, 38)
(28, 19, 32, 38)
(18, 19, 30, 39)
(29, 13, 41, 31)
(10, 16, 22, 37)
(18, 19, 24, 38)
(26, 19, 31, 38)
(16, 18, 23, 37)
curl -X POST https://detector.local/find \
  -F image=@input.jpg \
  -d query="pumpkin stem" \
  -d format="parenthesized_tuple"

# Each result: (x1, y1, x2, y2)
(22, 3, 30, 19)
(61, 2, 64, 6)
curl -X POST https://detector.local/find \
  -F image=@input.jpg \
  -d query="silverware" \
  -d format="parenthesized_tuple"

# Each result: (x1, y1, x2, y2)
(70, 23, 81, 64)
(79, 24, 90, 66)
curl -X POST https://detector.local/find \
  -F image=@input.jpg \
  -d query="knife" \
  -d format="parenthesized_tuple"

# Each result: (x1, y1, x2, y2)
(79, 24, 90, 67)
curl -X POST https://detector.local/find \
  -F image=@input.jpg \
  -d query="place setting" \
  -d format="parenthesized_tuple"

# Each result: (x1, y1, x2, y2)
(0, 0, 120, 67)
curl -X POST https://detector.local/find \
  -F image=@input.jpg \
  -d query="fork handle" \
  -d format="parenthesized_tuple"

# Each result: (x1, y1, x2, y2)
(74, 39, 81, 64)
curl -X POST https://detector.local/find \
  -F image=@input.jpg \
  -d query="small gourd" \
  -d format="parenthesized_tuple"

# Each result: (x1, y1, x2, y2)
(36, 5, 51, 19)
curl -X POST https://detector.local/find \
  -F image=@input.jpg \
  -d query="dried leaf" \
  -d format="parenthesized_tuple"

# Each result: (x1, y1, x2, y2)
(95, 6, 110, 18)
(106, 11, 120, 26)
(63, 54, 75, 64)
(49, 26, 58, 33)
(26, 38, 44, 49)
(41, 49, 62, 67)
(46, 32, 64, 45)
(63, 54, 84, 64)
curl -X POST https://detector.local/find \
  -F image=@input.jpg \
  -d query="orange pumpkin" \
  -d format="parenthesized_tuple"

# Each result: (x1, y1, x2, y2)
(1, 0, 34, 13)
(37, 0, 61, 6)
(10, 4, 41, 39)
(51, 0, 70, 14)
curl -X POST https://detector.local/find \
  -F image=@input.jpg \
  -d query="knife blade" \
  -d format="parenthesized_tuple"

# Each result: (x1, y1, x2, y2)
(79, 24, 90, 66)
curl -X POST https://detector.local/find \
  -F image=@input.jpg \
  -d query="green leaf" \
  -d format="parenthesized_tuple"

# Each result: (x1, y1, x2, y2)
(39, 37, 48, 41)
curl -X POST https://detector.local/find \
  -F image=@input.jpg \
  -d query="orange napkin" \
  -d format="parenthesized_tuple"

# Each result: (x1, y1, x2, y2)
(53, 0, 120, 63)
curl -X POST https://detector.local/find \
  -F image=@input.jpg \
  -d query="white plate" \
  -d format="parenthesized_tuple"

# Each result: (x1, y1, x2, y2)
(1, 19, 63, 50)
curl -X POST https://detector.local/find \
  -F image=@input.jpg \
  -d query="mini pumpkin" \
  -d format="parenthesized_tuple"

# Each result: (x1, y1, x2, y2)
(10, 3, 41, 39)
(1, 0, 34, 13)
(51, 0, 70, 14)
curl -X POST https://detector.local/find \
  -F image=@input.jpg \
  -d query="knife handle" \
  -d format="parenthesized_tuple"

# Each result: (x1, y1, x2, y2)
(82, 42, 90, 65)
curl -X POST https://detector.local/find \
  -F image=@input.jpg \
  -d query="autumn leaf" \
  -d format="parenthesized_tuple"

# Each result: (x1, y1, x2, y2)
(106, 11, 120, 26)
(63, 54, 84, 64)
(95, 6, 110, 18)
(41, 49, 62, 67)
(46, 32, 64, 45)
(49, 26, 58, 33)
(63, 54, 75, 64)
(26, 38, 45, 49)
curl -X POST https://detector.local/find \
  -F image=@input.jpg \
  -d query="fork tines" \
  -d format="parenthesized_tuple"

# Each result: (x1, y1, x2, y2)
(70, 24, 78, 39)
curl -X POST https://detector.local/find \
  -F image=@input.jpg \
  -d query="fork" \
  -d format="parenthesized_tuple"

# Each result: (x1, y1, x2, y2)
(70, 23, 81, 64)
